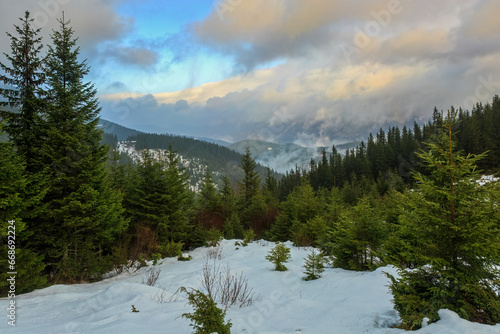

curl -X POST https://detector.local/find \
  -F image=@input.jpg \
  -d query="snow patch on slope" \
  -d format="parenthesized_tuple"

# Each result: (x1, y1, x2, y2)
(1, 240, 498, 333)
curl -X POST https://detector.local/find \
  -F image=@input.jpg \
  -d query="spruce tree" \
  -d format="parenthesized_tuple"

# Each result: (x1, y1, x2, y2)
(303, 249, 325, 281)
(0, 11, 46, 172)
(266, 242, 291, 271)
(181, 287, 232, 334)
(164, 145, 193, 243)
(239, 147, 265, 229)
(198, 169, 220, 212)
(37, 15, 127, 281)
(324, 196, 385, 271)
(196, 169, 223, 229)
(239, 147, 261, 203)
(388, 112, 500, 328)
(220, 175, 237, 218)
(220, 175, 244, 239)
(0, 130, 47, 295)
(125, 147, 193, 253)
(0, 12, 49, 275)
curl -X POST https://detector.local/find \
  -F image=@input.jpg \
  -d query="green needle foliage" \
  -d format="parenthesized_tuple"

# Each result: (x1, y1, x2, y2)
(35, 15, 128, 282)
(0, 132, 47, 294)
(266, 242, 291, 271)
(324, 196, 385, 271)
(388, 111, 500, 329)
(0, 11, 46, 172)
(125, 146, 193, 255)
(181, 287, 232, 334)
(303, 249, 325, 281)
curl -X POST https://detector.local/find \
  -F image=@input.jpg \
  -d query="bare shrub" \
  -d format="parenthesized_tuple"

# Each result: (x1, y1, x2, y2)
(206, 244, 224, 260)
(142, 266, 161, 286)
(199, 259, 258, 309)
(149, 286, 184, 303)
(256, 239, 269, 247)
(151, 289, 168, 303)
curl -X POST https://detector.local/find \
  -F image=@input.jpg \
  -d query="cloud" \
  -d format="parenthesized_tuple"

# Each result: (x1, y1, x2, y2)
(105, 81, 129, 93)
(101, 45, 159, 67)
(4, 0, 500, 149)
(0, 0, 135, 68)
(192, 0, 352, 70)
(461, 0, 500, 39)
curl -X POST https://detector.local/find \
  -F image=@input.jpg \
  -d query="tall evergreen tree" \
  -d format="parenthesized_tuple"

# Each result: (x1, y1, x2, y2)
(126, 147, 193, 252)
(195, 169, 223, 230)
(197, 169, 220, 213)
(0, 127, 47, 295)
(36, 16, 127, 281)
(239, 147, 264, 229)
(220, 175, 244, 239)
(239, 147, 261, 203)
(323, 196, 385, 271)
(164, 145, 193, 243)
(220, 175, 238, 219)
(388, 113, 500, 328)
(0, 11, 46, 172)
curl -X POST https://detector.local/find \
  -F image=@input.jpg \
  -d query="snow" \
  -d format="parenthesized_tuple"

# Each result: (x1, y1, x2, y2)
(478, 175, 500, 185)
(2, 240, 499, 334)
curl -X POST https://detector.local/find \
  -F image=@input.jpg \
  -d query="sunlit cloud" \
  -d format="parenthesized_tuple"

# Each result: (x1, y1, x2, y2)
(2, 0, 500, 148)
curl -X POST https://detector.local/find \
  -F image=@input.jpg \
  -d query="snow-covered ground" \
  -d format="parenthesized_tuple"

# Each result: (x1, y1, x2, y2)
(2, 240, 499, 334)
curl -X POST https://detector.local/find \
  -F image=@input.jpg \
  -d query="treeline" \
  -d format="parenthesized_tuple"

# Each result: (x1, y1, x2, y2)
(1, 11, 500, 330)
(130, 132, 242, 171)
(277, 98, 500, 200)
(102, 130, 281, 189)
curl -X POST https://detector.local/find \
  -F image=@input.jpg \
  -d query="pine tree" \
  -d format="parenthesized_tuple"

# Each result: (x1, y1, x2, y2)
(270, 181, 320, 243)
(36, 15, 127, 281)
(220, 176, 244, 239)
(388, 112, 500, 328)
(239, 147, 261, 204)
(126, 146, 193, 252)
(0, 12, 50, 283)
(181, 287, 232, 334)
(198, 169, 220, 212)
(196, 169, 223, 229)
(0, 11, 46, 172)
(303, 249, 325, 281)
(164, 145, 193, 243)
(220, 175, 237, 218)
(266, 242, 291, 271)
(239, 147, 265, 230)
(324, 196, 385, 271)
(0, 130, 47, 295)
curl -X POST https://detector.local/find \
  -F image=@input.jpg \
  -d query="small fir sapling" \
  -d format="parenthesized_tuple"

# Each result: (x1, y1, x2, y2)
(303, 249, 325, 281)
(266, 242, 291, 271)
(180, 287, 232, 334)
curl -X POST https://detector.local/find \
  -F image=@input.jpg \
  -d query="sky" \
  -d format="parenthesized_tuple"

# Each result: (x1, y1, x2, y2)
(1, 0, 500, 146)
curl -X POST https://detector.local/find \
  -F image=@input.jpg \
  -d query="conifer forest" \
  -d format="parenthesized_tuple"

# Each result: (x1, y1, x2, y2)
(1, 10, 500, 331)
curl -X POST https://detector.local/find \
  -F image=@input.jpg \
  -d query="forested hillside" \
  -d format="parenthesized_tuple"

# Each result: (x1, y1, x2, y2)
(1, 11, 500, 330)
(100, 120, 281, 188)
